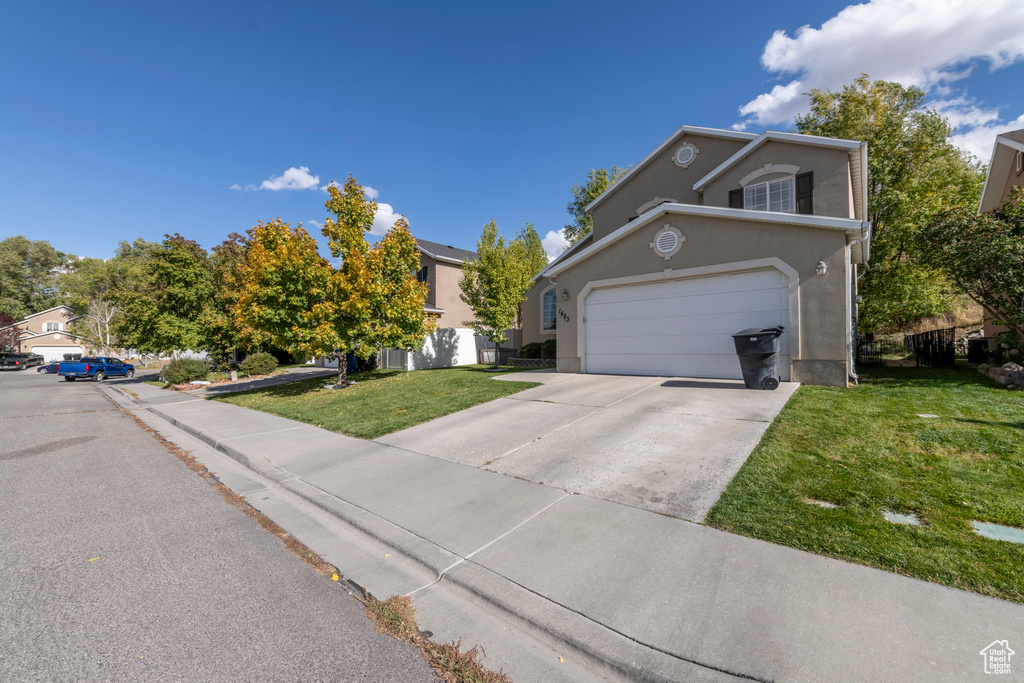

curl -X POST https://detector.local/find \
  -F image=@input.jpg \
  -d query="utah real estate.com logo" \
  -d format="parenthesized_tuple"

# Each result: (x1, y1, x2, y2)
(980, 640, 1014, 675)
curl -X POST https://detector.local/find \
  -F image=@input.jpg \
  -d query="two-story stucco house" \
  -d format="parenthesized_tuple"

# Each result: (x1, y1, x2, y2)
(978, 128, 1024, 345)
(380, 239, 489, 370)
(317, 239, 490, 371)
(521, 124, 871, 387)
(3, 305, 93, 361)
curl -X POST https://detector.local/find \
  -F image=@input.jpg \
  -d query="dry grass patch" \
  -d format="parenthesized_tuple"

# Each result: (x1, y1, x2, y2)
(363, 594, 511, 683)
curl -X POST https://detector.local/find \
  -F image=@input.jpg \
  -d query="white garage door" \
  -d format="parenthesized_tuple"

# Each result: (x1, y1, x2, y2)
(584, 269, 790, 380)
(30, 346, 83, 362)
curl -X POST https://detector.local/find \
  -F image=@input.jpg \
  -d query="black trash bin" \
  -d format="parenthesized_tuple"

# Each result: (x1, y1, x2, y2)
(732, 326, 786, 390)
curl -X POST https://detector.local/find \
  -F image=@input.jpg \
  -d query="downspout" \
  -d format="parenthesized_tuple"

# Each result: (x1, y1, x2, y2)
(848, 224, 872, 385)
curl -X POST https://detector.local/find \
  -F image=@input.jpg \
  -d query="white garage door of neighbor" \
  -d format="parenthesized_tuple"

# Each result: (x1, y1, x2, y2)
(584, 269, 790, 380)
(31, 346, 84, 362)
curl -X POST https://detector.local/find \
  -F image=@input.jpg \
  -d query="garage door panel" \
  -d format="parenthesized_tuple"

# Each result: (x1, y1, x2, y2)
(626, 334, 728, 356)
(584, 268, 790, 380)
(29, 346, 84, 362)
(587, 337, 627, 355)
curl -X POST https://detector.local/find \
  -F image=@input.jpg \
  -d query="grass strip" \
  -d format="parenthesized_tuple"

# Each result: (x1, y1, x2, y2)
(211, 365, 541, 440)
(706, 364, 1024, 602)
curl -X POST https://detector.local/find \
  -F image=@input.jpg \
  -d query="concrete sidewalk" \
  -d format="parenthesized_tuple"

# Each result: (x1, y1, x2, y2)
(102, 380, 1024, 683)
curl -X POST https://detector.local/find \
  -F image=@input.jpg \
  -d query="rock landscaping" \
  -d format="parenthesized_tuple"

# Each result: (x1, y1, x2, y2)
(978, 361, 1024, 390)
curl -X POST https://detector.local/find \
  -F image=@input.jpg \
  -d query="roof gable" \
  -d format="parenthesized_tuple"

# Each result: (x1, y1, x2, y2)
(979, 128, 1024, 213)
(15, 305, 75, 324)
(692, 130, 867, 221)
(584, 125, 758, 214)
(416, 239, 477, 264)
(542, 203, 869, 278)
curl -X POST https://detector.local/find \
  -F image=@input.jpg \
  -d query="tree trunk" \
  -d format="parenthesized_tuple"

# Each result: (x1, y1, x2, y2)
(493, 339, 499, 369)
(336, 350, 348, 386)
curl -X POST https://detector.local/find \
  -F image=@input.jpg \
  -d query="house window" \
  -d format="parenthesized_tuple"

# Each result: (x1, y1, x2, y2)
(45, 322, 61, 332)
(416, 266, 429, 283)
(542, 287, 557, 332)
(744, 177, 795, 213)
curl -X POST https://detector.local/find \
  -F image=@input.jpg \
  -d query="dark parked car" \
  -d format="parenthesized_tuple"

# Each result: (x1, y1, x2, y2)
(37, 362, 61, 374)
(0, 353, 44, 370)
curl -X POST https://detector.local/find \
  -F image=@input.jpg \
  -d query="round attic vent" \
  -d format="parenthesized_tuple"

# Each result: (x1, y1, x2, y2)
(656, 230, 678, 254)
(650, 226, 684, 260)
(673, 143, 698, 168)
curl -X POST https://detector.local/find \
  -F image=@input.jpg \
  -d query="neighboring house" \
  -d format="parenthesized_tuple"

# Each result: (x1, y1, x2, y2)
(521, 124, 871, 387)
(2, 305, 95, 361)
(316, 239, 492, 371)
(977, 127, 1024, 345)
(383, 239, 491, 370)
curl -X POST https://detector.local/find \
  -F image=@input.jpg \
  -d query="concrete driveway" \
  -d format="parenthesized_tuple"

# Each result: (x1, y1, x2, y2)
(376, 370, 797, 521)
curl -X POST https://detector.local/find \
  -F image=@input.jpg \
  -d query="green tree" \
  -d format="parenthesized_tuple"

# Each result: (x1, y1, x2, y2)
(0, 236, 68, 319)
(794, 75, 984, 332)
(202, 233, 250, 361)
(113, 234, 214, 354)
(234, 177, 434, 385)
(60, 256, 120, 350)
(460, 220, 545, 367)
(563, 167, 628, 244)
(917, 186, 1024, 342)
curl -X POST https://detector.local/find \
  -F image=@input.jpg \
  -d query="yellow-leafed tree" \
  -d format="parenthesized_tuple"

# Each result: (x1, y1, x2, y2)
(234, 176, 434, 386)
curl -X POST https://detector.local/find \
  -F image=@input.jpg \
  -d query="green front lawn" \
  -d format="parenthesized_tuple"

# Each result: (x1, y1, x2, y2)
(211, 365, 540, 440)
(706, 365, 1024, 602)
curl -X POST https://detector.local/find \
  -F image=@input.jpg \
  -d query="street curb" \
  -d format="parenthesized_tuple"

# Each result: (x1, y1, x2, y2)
(438, 562, 764, 683)
(146, 404, 292, 484)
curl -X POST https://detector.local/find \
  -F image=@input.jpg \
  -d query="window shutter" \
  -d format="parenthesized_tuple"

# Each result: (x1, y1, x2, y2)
(796, 172, 813, 214)
(728, 188, 744, 209)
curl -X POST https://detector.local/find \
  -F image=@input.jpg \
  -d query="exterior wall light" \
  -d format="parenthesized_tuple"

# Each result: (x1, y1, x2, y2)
(816, 259, 828, 276)
(562, 288, 570, 301)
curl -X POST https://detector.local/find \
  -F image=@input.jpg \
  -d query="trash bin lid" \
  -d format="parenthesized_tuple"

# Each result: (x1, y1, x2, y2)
(732, 326, 786, 338)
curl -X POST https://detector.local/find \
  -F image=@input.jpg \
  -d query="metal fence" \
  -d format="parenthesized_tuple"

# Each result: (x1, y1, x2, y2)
(905, 327, 957, 369)
(855, 336, 906, 367)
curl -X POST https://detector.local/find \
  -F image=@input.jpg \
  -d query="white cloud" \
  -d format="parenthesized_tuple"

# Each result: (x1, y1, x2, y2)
(363, 185, 380, 200)
(231, 166, 320, 192)
(260, 166, 320, 191)
(371, 202, 404, 235)
(307, 219, 323, 229)
(949, 111, 1024, 161)
(738, 0, 1024, 127)
(542, 229, 569, 262)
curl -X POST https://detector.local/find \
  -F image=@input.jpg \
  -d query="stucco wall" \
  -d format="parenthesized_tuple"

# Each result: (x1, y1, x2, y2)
(524, 214, 852, 386)
(702, 141, 853, 218)
(589, 134, 750, 242)
(418, 255, 476, 329)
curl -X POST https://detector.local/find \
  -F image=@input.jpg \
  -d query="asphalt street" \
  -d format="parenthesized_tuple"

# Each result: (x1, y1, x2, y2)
(0, 369, 436, 682)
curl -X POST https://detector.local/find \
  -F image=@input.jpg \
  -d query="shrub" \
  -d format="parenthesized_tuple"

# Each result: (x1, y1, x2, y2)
(519, 342, 542, 359)
(162, 358, 210, 385)
(540, 339, 557, 359)
(239, 351, 278, 377)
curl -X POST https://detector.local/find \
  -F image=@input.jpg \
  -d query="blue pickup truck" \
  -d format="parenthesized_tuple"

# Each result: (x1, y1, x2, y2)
(58, 357, 135, 382)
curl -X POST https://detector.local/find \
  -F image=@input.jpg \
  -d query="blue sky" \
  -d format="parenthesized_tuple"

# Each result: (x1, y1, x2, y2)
(3, 1, 1024, 261)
